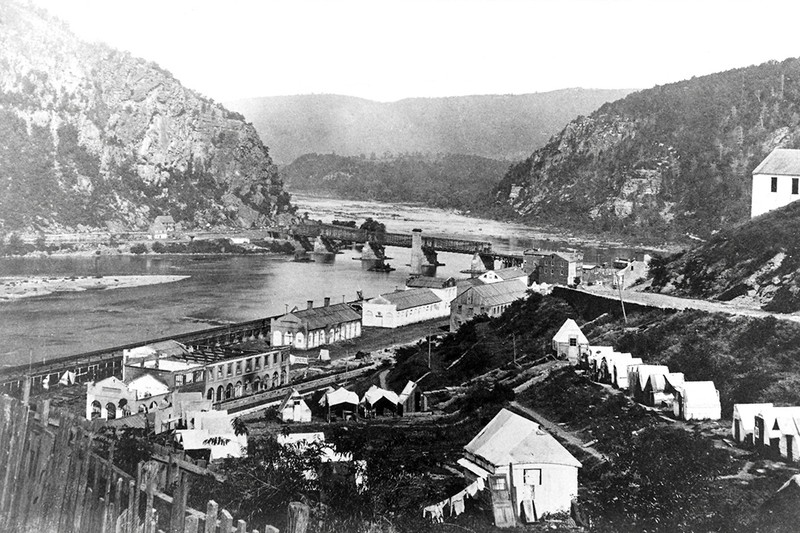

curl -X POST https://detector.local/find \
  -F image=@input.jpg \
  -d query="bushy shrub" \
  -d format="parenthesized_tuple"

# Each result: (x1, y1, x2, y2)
(129, 243, 147, 254)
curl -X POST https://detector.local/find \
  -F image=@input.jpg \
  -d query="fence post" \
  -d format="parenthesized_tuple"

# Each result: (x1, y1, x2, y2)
(185, 515, 199, 533)
(286, 502, 310, 533)
(170, 471, 189, 533)
(220, 509, 233, 533)
(204, 500, 219, 533)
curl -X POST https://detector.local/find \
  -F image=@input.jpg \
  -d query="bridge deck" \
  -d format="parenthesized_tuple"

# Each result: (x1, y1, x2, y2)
(287, 223, 493, 254)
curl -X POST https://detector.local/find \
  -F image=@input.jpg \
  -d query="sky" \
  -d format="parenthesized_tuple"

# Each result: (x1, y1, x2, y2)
(31, 0, 800, 103)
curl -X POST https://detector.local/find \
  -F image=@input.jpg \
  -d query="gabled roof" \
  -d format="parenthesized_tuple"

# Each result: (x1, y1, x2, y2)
(634, 365, 670, 391)
(663, 372, 685, 393)
(278, 389, 307, 412)
(361, 385, 399, 406)
(647, 372, 684, 393)
(153, 215, 175, 224)
(753, 148, 800, 176)
(464, 409, 581, 468)
(283, 302, 361, 330)
(678, 381, 720, 408)
(457, 280, 527, 307)
(126, 374, 170, 397)
(552, 319, 588, 344)
(734, 403, 775, 430)
(613, 356, 642, 374)
(406, 276, 456, 289)
(370, 288, 441, 310)
(397, 381, 417, 404)
(324, 387, 359, 407)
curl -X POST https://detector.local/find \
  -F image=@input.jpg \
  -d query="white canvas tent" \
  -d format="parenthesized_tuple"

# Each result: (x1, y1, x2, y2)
(732, 403, 774, 444)
(673, 381, 721, 420)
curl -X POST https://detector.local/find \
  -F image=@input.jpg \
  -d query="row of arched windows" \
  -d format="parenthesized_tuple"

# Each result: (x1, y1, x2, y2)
(206, 370, 287, 402)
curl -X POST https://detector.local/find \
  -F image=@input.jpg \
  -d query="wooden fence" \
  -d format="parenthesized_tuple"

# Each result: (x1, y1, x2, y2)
(0, 395, 298, 533)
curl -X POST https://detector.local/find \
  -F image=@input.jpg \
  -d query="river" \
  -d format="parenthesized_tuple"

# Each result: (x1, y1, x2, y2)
(0, 195, 661, 367)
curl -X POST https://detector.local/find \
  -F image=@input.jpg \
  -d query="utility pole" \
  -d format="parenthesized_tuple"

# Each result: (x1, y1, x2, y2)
(512, 333, 517, 365)
(427, 332, 432, 368)
(617, 274, 628, 324)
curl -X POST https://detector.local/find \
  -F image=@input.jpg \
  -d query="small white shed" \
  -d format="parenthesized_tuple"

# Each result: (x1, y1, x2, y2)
(551, 319, 589, 364)
(278, 389, 312, 423)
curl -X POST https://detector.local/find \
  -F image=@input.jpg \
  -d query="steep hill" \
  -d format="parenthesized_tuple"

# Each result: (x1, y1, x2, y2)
(494, 57, 800, 240)
(227, 90, 633, 164)
(280, 152, 510, 211)
(647, 199, 800, 313)
(0, 0, 292, 233)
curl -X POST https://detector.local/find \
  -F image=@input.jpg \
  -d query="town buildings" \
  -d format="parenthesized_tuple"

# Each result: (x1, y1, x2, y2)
(751, 148, 800, 218)
(478, 267, 529, 287)
(458, 408, 581, 526)
(271, 299, 362, 350)
(405, 276, 458, 311)
(86, 374, 170, 420)
(362, 288, 445, 328)
(450, 280, 527, 331)
(150, 215, 176, 239)
(523, 251, 583, 286)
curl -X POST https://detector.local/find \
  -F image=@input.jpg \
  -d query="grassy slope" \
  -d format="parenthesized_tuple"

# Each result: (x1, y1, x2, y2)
(650, 199, 800, 312)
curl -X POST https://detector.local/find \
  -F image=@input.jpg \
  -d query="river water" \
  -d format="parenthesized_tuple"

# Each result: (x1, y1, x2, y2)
(0, 195, 657, 366)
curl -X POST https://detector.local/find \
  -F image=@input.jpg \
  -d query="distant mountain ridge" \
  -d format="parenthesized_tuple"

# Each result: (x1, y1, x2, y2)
(227, 90, 634, 164)
(0, 0, 291, 233)
(280, 152, 510, 212)
(494, 57, 800, 240)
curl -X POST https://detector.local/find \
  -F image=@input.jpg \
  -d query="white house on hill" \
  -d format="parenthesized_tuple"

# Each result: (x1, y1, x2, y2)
(751, 148, 800, 218)
(458, 408, 580, 527)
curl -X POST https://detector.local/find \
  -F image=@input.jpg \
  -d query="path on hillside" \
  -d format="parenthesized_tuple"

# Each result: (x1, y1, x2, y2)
(578, 286, 800, 323)
(508, 400, 608, 464)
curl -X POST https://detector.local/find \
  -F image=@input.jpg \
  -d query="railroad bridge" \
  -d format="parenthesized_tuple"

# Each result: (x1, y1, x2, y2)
(282, 222, 522, 274)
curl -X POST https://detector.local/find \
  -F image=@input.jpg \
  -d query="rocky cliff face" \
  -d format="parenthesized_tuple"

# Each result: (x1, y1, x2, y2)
(0, 0, 291, 232)
(495, 58, 800, 240)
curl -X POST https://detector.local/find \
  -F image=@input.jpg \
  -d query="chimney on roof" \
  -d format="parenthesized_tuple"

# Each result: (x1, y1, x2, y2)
(324, 297, 330, 307)
(307, 300, 314, 310)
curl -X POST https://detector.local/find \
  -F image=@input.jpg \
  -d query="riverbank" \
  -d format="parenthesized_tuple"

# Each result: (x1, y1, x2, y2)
(290, 192, 685, 254)
(0, 275, 190, 301)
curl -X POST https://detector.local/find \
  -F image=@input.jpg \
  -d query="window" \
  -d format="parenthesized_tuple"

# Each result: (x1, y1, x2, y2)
(236, 361, 242, 375)
(208, 369, 215, 382)
(491, 477, 507, 490)
(569, 337, 578, 347)
(254, 356, 261, 370)
(217, 365, 223, 378)
(175, 374, 184, 386)
(771, 177, 778, 192)
(524, 469, 542, 485)
(793, 178, 799, 195)
(227, 363, 233, 376)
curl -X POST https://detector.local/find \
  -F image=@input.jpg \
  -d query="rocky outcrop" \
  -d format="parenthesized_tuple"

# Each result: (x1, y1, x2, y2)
(495, 57, 800, 240)
(0, 0, 291, 232)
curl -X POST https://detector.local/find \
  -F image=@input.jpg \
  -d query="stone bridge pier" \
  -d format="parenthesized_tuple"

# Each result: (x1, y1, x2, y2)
(410, 229, 439, 275)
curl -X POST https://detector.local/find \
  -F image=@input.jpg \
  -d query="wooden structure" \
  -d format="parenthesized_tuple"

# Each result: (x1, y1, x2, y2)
(0, 394, 296, 533)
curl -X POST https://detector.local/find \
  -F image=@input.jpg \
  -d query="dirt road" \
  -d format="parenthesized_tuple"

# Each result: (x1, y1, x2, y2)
(578, 286, 800, 323)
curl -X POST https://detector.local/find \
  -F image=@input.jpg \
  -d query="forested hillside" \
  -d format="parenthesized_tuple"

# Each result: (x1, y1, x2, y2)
(281, 152, 510, 211)
(228, 90, 633, 164)
(495, 57, 800, 240)
(0, 0, 291, 233)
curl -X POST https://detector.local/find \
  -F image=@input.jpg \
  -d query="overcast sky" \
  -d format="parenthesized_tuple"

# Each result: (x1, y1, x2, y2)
(31, 0, 800, 103)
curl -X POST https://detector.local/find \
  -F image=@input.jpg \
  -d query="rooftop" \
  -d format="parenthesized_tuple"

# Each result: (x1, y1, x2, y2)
(457, 279, 527, 306)
(405, 276, 456, 289)
(370, 288, 442, 310)
(753, 148, 800, 176)
(285, 302, 361, 330)
(464, 409, 581, 468)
